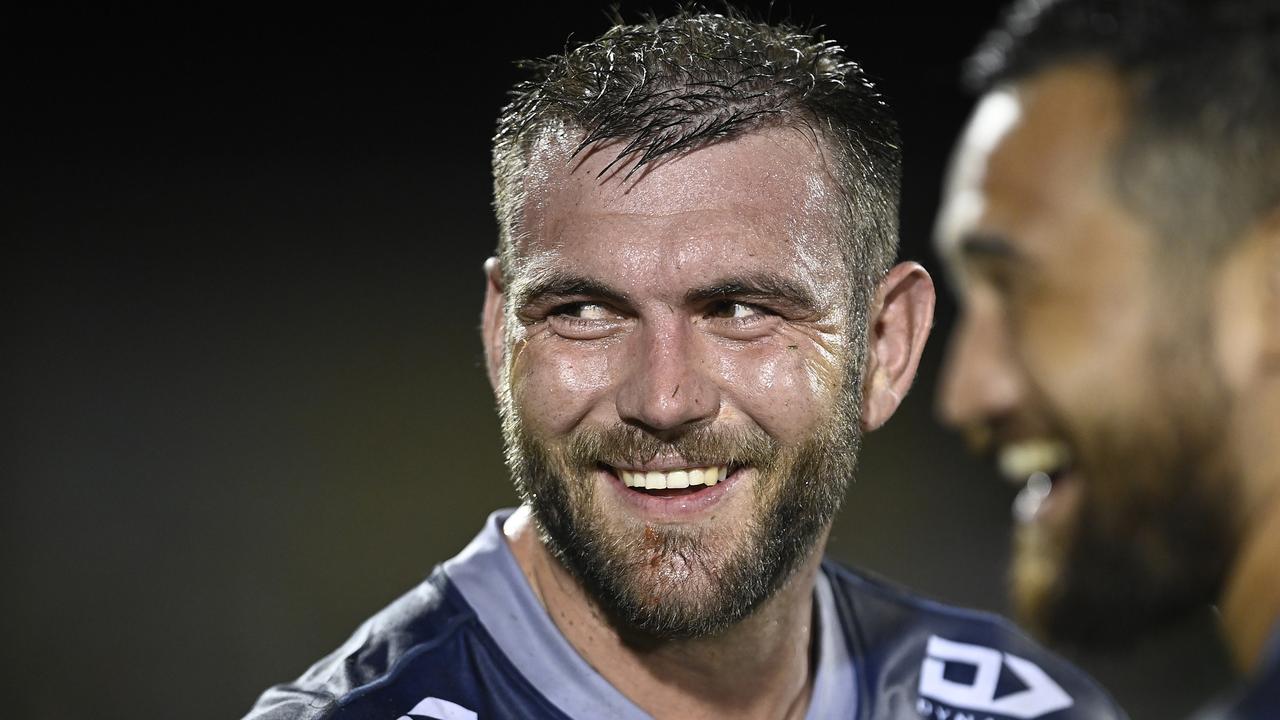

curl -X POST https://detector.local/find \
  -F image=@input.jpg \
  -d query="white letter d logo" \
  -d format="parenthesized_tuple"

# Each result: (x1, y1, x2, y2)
(919, 635, 1073, 719)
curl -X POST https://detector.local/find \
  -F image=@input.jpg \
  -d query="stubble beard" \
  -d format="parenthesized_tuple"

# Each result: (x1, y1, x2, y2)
(504, 397, 859, 640)
(1014, 342, 1237, 649)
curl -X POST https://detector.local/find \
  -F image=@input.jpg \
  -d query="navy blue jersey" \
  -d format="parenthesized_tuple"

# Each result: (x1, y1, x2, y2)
(1194, 624, 1280, 719)
(245, 510, 1126, 720)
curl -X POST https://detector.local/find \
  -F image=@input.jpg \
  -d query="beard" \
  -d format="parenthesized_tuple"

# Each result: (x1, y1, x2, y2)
(504, 404, 858, 640)
(1012, 344, 1238, 649)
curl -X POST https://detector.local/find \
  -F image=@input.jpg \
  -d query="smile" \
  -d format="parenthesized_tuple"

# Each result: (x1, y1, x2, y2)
(998, 440, 1071, 482)
(616, 465, 729, 491)
(997, 440, 1073, 524)
(599, 462, 746, 518)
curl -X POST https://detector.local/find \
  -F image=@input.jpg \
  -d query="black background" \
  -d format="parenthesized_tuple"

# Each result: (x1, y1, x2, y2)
(7, 4, 1232, 718)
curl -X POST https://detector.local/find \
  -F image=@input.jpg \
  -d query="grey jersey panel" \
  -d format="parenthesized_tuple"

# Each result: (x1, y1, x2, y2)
(444, 509, 859, 720)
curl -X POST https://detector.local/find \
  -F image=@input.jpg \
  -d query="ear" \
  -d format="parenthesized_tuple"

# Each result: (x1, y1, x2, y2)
(861, 262, 936, 431)
(481, 256, 506, 392)
(1262, 215, 1280, 371)
(1215, 209, 1280, 387)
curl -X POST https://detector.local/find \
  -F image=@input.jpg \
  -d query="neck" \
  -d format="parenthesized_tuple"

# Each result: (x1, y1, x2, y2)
(1221, 490, 1280, 673)
(504, 505, 823, 720)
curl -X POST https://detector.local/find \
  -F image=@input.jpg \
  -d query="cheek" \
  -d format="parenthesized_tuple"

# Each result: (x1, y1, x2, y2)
(717, 342, 843, 438)
(512, 340, 615, 434)
(1018, 292, 1153, 417)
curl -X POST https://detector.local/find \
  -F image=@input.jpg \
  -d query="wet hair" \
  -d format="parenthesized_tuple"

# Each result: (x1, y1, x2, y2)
(491, 10, 901, 324)
(968, 0, 1280, 259)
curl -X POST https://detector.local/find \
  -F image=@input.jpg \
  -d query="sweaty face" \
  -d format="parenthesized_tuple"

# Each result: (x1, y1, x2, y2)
(497, 129, 861, 639)
(936, 65, 1235, 647)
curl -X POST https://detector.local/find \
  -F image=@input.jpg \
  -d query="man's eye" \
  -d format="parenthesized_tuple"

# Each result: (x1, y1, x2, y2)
(544, 301, 627, 340)
(707, 301, 764, 320)
(555, 302, 615, 320)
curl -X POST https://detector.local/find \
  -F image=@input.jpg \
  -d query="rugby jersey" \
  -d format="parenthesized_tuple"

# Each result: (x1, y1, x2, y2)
(1194, 622, 1280, 719)
(245, 510, 1127, 720)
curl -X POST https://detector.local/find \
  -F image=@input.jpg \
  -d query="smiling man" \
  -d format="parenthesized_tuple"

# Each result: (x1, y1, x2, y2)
(936, 0, 1280, 716)
(246, 11, 1124, 720)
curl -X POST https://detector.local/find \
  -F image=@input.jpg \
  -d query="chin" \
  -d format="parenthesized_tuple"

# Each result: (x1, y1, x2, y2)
(1010, 522, 1062, 639)
(1011, 505, 1229, 651)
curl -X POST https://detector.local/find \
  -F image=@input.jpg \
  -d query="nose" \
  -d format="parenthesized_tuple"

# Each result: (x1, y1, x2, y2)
(937, 303, 1025, 437)
(615, 318, 720, 437)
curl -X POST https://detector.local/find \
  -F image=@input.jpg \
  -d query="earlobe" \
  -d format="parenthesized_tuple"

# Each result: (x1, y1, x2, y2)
(481, 257, 507, 391)
(860, 262, 936, 431)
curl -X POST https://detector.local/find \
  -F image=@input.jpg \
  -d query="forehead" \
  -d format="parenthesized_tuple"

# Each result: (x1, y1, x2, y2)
(937, 64, 1135, 263)
(516, 128, 846, 281)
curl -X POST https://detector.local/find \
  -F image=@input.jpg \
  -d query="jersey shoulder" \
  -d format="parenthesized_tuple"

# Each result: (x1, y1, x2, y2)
(242, 568, 569, 720)
(822, 560, 1129, 720)
(1230, 645, 1280, 718)
(1195, 630, 1280, 719)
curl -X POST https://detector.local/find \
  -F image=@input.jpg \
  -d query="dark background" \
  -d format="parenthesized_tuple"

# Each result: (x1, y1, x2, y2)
(7, 4, 1233, 718)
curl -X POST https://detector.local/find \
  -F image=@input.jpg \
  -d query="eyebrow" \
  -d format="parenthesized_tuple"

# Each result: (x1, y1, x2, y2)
(686, 272, 819, 311)
(512, 270, 631, 309)
(956, 232, 1023, 262)
(511, 269, 819, 312)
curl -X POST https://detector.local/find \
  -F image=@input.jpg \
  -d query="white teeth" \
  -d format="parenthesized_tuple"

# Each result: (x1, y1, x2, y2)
(616, 466, 728, 491)
(998, 441, 1071, 482)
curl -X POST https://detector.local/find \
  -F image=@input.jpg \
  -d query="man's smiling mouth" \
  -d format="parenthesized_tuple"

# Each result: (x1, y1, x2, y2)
(617, 465, 728, 490)
(600, 464, 733, 497)
(998, 440, 1073, 524)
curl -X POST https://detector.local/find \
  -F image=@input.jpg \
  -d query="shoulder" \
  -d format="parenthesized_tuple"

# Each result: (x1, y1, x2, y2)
(1195, 634, 1280, 719)
(244, 510, 575, 720)
(821, 560, 1129, 720)
(243, 567, 571, 720)
(243, 569, 466, 720)
(1234, 646, 1280, 717)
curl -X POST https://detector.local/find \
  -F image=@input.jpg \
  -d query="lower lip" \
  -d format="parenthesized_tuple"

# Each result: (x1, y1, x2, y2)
(1017, 470, 1082, 526)
(601, 467, 745, 521)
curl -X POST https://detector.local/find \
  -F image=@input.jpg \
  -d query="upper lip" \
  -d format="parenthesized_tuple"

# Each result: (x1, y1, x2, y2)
(604, 460, 730, 473)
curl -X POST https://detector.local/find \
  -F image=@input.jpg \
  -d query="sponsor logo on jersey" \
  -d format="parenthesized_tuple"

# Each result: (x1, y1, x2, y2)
(917, 635, 1073, 720)
(398, 696, 478, 720)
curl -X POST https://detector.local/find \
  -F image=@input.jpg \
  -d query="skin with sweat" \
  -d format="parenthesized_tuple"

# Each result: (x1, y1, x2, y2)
(482, 128, 934, 719)
(938, 61, 1280, 670)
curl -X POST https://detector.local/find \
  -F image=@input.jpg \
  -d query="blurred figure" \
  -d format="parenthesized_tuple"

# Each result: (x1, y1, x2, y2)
(244, 9, 1126, 720)
(937, 0, 1280, 715)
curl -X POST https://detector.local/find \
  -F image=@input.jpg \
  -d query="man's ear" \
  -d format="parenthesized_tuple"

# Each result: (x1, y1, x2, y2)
(1261, 214, 1280, 372)
(481, 257, 506, 392)
(1215, 209, 1280, 387)
(861, 262, 936, 431)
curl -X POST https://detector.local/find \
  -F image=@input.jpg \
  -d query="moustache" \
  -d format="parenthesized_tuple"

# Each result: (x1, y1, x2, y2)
(558, 423, 779, 471)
